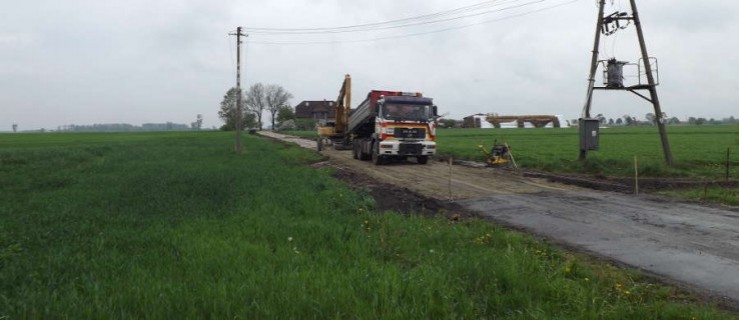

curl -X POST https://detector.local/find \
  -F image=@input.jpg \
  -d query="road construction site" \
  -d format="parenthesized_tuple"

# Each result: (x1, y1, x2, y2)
(259, 130, 739, 309)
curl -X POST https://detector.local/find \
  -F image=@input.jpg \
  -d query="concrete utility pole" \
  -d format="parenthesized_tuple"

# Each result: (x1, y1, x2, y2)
(579, 0, 673, 165)
(630, 0, 673, 165)
(230, 27, 247, 153)
(579, 0, 607, 161)
(582, 0, 606, 121)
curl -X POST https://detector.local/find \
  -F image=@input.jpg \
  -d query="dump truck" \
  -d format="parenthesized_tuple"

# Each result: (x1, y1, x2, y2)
(318, 75, 438, 165)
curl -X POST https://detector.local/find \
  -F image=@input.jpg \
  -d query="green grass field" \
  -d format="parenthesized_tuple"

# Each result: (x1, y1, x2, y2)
(0, 131, 734, 318)
(436, 125, 738, 178)
(439, 125, 738, 205)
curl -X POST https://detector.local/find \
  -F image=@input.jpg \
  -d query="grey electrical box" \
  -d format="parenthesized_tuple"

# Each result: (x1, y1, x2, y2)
(579, 118, 600, 151)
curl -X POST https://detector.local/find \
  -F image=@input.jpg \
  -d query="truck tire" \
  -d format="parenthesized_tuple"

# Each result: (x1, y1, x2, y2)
(359, 148, 370, 161)
(317, 138, 323, 151)
(371, 141, 384, 165)
(417, 156, 429, 164)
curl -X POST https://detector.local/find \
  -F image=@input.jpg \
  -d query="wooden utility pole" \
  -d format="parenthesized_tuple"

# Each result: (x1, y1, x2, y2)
(230, 27, 247, 153)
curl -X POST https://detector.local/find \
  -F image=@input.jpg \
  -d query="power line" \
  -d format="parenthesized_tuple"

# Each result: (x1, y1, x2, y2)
(227, 33, 235, 68)
(243, 0, 525, 34)
(247, 0, 579, 45)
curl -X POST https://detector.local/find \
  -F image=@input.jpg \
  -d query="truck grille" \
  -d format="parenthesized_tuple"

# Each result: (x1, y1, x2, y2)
(394, 127, 425, 139)
(399, 143, 423, 155)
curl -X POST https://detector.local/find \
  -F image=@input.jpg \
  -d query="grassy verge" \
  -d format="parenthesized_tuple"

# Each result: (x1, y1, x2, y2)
(0, 132, 734, 318)
(658, 186, 739, 206)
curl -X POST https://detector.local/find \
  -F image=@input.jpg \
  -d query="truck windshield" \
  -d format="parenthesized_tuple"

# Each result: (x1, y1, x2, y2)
(382, 103, 429, 121)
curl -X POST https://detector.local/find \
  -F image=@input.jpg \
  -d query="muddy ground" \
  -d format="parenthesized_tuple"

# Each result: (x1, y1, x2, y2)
(259, 131, 739, 310)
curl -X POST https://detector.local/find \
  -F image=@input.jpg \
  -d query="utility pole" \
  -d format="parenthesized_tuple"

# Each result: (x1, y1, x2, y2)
(582, 0, 606, 121)
(579, 0, 673, 165)
(579, 0, 607, 161)
(230, 27, 247, 153)
(630, 0, 672, 165)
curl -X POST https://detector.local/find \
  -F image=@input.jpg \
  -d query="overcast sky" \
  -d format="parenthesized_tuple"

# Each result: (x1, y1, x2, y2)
(1, 0, 737, 130)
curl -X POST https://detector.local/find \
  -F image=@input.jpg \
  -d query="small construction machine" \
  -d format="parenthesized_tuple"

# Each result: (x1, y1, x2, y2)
(477, 141, 516, 168)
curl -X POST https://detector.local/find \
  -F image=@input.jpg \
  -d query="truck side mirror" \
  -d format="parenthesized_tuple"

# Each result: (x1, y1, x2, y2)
(432, 105, 438, 117)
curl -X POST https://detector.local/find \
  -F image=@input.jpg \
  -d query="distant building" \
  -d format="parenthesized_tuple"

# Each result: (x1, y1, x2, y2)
(463, 114, 494, 128)
(463, 113, 570, 129)
(295, 100, 335, 124)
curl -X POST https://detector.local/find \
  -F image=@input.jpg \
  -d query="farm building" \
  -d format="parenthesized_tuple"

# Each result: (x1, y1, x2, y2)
(295, 100, 336, 124)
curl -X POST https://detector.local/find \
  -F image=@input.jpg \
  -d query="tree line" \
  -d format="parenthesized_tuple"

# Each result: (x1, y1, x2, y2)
(218, 83, 293, 131)
(54, 123, 193, 132)
(585, 113, 737, 127)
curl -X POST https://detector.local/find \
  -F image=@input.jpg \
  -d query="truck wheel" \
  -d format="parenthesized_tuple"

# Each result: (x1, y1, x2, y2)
(371, 142, 384, 165)
(317, 138, 323, 151)
(417, 156, 429, 164)
(359, 148, 370, 161)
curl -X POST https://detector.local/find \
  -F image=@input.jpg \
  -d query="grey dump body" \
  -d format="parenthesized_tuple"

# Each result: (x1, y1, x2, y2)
(347, 98, 375, 136)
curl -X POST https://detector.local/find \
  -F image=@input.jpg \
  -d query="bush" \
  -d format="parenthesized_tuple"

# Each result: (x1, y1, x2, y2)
(295, 118, 317, 131)
(278, 119, 297, 131)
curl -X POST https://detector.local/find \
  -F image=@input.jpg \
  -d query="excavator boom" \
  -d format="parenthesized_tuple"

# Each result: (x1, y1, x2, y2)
(334, 74, 351, 135)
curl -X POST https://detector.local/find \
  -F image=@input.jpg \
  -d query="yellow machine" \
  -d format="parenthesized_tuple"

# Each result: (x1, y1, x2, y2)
(316, 74, 351, 151)
(477, 141, 516, 168)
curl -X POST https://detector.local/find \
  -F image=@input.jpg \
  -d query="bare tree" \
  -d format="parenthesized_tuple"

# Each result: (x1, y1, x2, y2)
(245, 83, 266, 130)
(265, 85, 293, 130)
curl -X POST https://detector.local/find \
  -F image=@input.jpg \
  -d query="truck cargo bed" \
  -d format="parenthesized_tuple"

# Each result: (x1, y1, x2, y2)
(347, 97, 375, 135)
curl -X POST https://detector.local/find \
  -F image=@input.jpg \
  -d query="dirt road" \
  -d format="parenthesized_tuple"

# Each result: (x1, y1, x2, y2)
(260, 131, 739, 306)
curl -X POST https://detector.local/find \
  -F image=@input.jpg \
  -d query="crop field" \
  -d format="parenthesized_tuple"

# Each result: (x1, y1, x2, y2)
(436, 125, 738, 177)
(0, 132, 734, 318)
